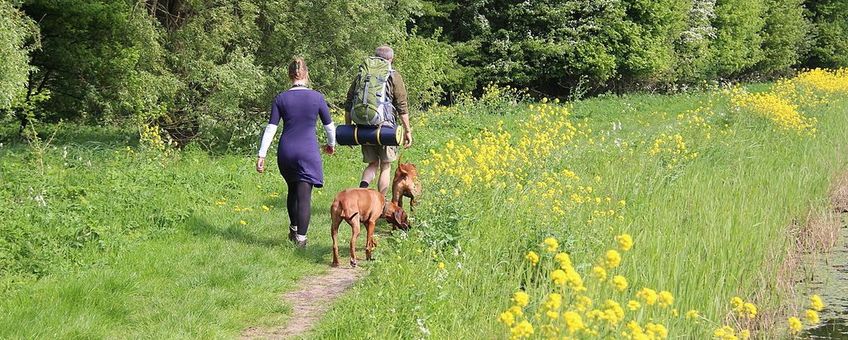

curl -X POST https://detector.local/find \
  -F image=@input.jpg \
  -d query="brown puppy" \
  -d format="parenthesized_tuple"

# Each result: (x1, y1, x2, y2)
(330, 188, 410, 267)
(391, 163, 421, 211)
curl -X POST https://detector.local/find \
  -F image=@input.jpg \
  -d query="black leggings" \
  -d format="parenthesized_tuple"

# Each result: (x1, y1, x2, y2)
(286, 180, 313, 236)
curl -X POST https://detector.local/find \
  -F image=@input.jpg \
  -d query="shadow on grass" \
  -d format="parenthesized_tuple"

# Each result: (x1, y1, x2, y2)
(0, 123, 137, 148)
(261, 197, 331, 217)
(187, 215, 285, 248)
(186, 215, 334, 264)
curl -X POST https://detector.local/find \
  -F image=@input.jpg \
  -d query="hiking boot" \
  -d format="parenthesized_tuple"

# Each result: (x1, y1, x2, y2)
(288, 226, 297, 243)
(295, 238, 307, 248)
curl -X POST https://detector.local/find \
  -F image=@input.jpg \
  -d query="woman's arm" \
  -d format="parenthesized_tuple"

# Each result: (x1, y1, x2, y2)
(257, 124, 278, 158)
(257, 98, 282, 172)
(319, 97, 336, 148)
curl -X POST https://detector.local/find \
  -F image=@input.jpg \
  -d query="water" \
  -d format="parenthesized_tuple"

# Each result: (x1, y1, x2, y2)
(806, 217, 848, 339)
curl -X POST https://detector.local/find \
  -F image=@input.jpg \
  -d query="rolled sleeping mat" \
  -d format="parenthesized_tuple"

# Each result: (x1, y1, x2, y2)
(336, 124, 401, 146)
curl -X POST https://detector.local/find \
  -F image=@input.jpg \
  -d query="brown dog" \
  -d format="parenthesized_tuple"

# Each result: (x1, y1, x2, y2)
(330, 188, 409, 267)
(391, 163, 421, 211)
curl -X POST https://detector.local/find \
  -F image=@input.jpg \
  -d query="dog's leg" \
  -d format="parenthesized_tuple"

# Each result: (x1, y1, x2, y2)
(330, 214, 342, 267)
(349, 218, 361, 267)
(365, 220, 376, 261)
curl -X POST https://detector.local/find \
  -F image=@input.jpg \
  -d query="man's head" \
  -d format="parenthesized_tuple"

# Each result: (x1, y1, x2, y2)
(375, 45, 394, 62)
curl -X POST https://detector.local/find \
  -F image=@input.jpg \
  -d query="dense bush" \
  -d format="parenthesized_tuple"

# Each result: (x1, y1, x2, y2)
(22, 0, 171, 123)
(805, 0, 848, 68)
(710, 0, 766, 77)
(0, 0, 37, 110)
(758, 0, 809, 74)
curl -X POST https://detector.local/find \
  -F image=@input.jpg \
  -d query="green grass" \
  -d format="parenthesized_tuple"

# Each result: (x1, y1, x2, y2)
(1, 83, 847, 338)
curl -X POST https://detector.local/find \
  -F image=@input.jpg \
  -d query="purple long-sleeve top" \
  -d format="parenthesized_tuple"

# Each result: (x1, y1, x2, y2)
(269, 87, 332, 187)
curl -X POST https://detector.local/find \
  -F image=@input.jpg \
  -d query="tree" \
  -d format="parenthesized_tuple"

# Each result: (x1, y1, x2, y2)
(0, 0, 39, 128)
(805, 0, 848, 68)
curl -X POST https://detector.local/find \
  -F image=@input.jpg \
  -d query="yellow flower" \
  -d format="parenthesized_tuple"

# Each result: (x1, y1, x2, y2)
(658, 291, 674, 308)
(636, 288, 658, 305)
(499, 310, 515, 326)
(604, 249, 622, 269)
(591, 266, 607, 281)
(510, 320, 534, 339)
(740, 329, 751, 339)
(509, 305, 523, 317)
(575, 295, 593, 312)
(612, 275, 628, 292)
(615, 234, 633, 251)
(261, 205, 270, 212)
(645, 322, 668, 339)
(438, 262, 446, 270)
(742, 302, 757, 319)
(563, 311, 585, 333)
(731, 296, 745, 312)
(554, 252, 572, 269)
(239, 220, 247, 225)
(713, 325, 736, 340)
(512, 291, 530, 308)
(627, 300, 641, 311)
(810, 295, 824, 312)
(551, 269, 568, 286)
(626, 320, 644, 335)
(544, 293, 563, 311)
(544, 237, 559, 253)
(805, 309, 820, 325)
(685, 309, 700, 320)
(788, 316, 803, 334)
(525, 251, 540, 266)
(604, 300, 625, 325)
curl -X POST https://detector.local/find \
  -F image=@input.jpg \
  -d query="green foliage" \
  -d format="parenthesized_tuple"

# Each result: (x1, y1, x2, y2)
(618, 0, 689, 85)
(23, 0, 172, 122)
(0, 0, 37, 110)
(805, 0, 848, 68)
(673, 0, 717, 83)
(758, 0, 809, 74)
(394, 31, 467, 106)
(711, 0, 766, 77)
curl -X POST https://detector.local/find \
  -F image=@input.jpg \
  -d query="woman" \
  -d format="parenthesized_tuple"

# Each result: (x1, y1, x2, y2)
(256, 57, 336, 248)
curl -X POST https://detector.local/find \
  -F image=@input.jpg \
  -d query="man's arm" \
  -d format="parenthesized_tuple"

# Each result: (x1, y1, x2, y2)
(391, 72, 412, 148)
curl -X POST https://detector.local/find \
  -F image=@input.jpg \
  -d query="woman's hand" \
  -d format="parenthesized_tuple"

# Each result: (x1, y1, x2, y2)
(256, 157, 265, 173)
(323, 145, 335, 155)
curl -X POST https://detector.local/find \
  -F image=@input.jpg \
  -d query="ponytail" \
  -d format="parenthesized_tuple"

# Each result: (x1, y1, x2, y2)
(288, 57, 308, 81)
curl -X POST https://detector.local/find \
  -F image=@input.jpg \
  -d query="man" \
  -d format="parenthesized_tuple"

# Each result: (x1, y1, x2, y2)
(345, 45, 413, 195)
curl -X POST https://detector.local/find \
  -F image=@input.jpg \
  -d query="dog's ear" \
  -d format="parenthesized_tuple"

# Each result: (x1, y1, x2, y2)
(393, 210, 410, 230)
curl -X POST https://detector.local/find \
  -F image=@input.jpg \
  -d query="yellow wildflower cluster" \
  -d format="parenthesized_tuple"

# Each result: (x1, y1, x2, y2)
(139, 124, 168, 150)
(713, 297, 758, 339)
(730, 89, 817, 133)
(772, 68, 848, 107)
(785, 294, 825, 335)
(730, 296, 758, 319)
(648, 133, 698, 168)
(791, 68, 848, 94)
(729, 68, 848, 134)
(424, 101, 625, 226)
(501, 235, 683, 339)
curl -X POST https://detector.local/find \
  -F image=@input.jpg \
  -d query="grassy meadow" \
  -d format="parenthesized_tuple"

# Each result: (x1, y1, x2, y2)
(1, 70, 847, 339)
